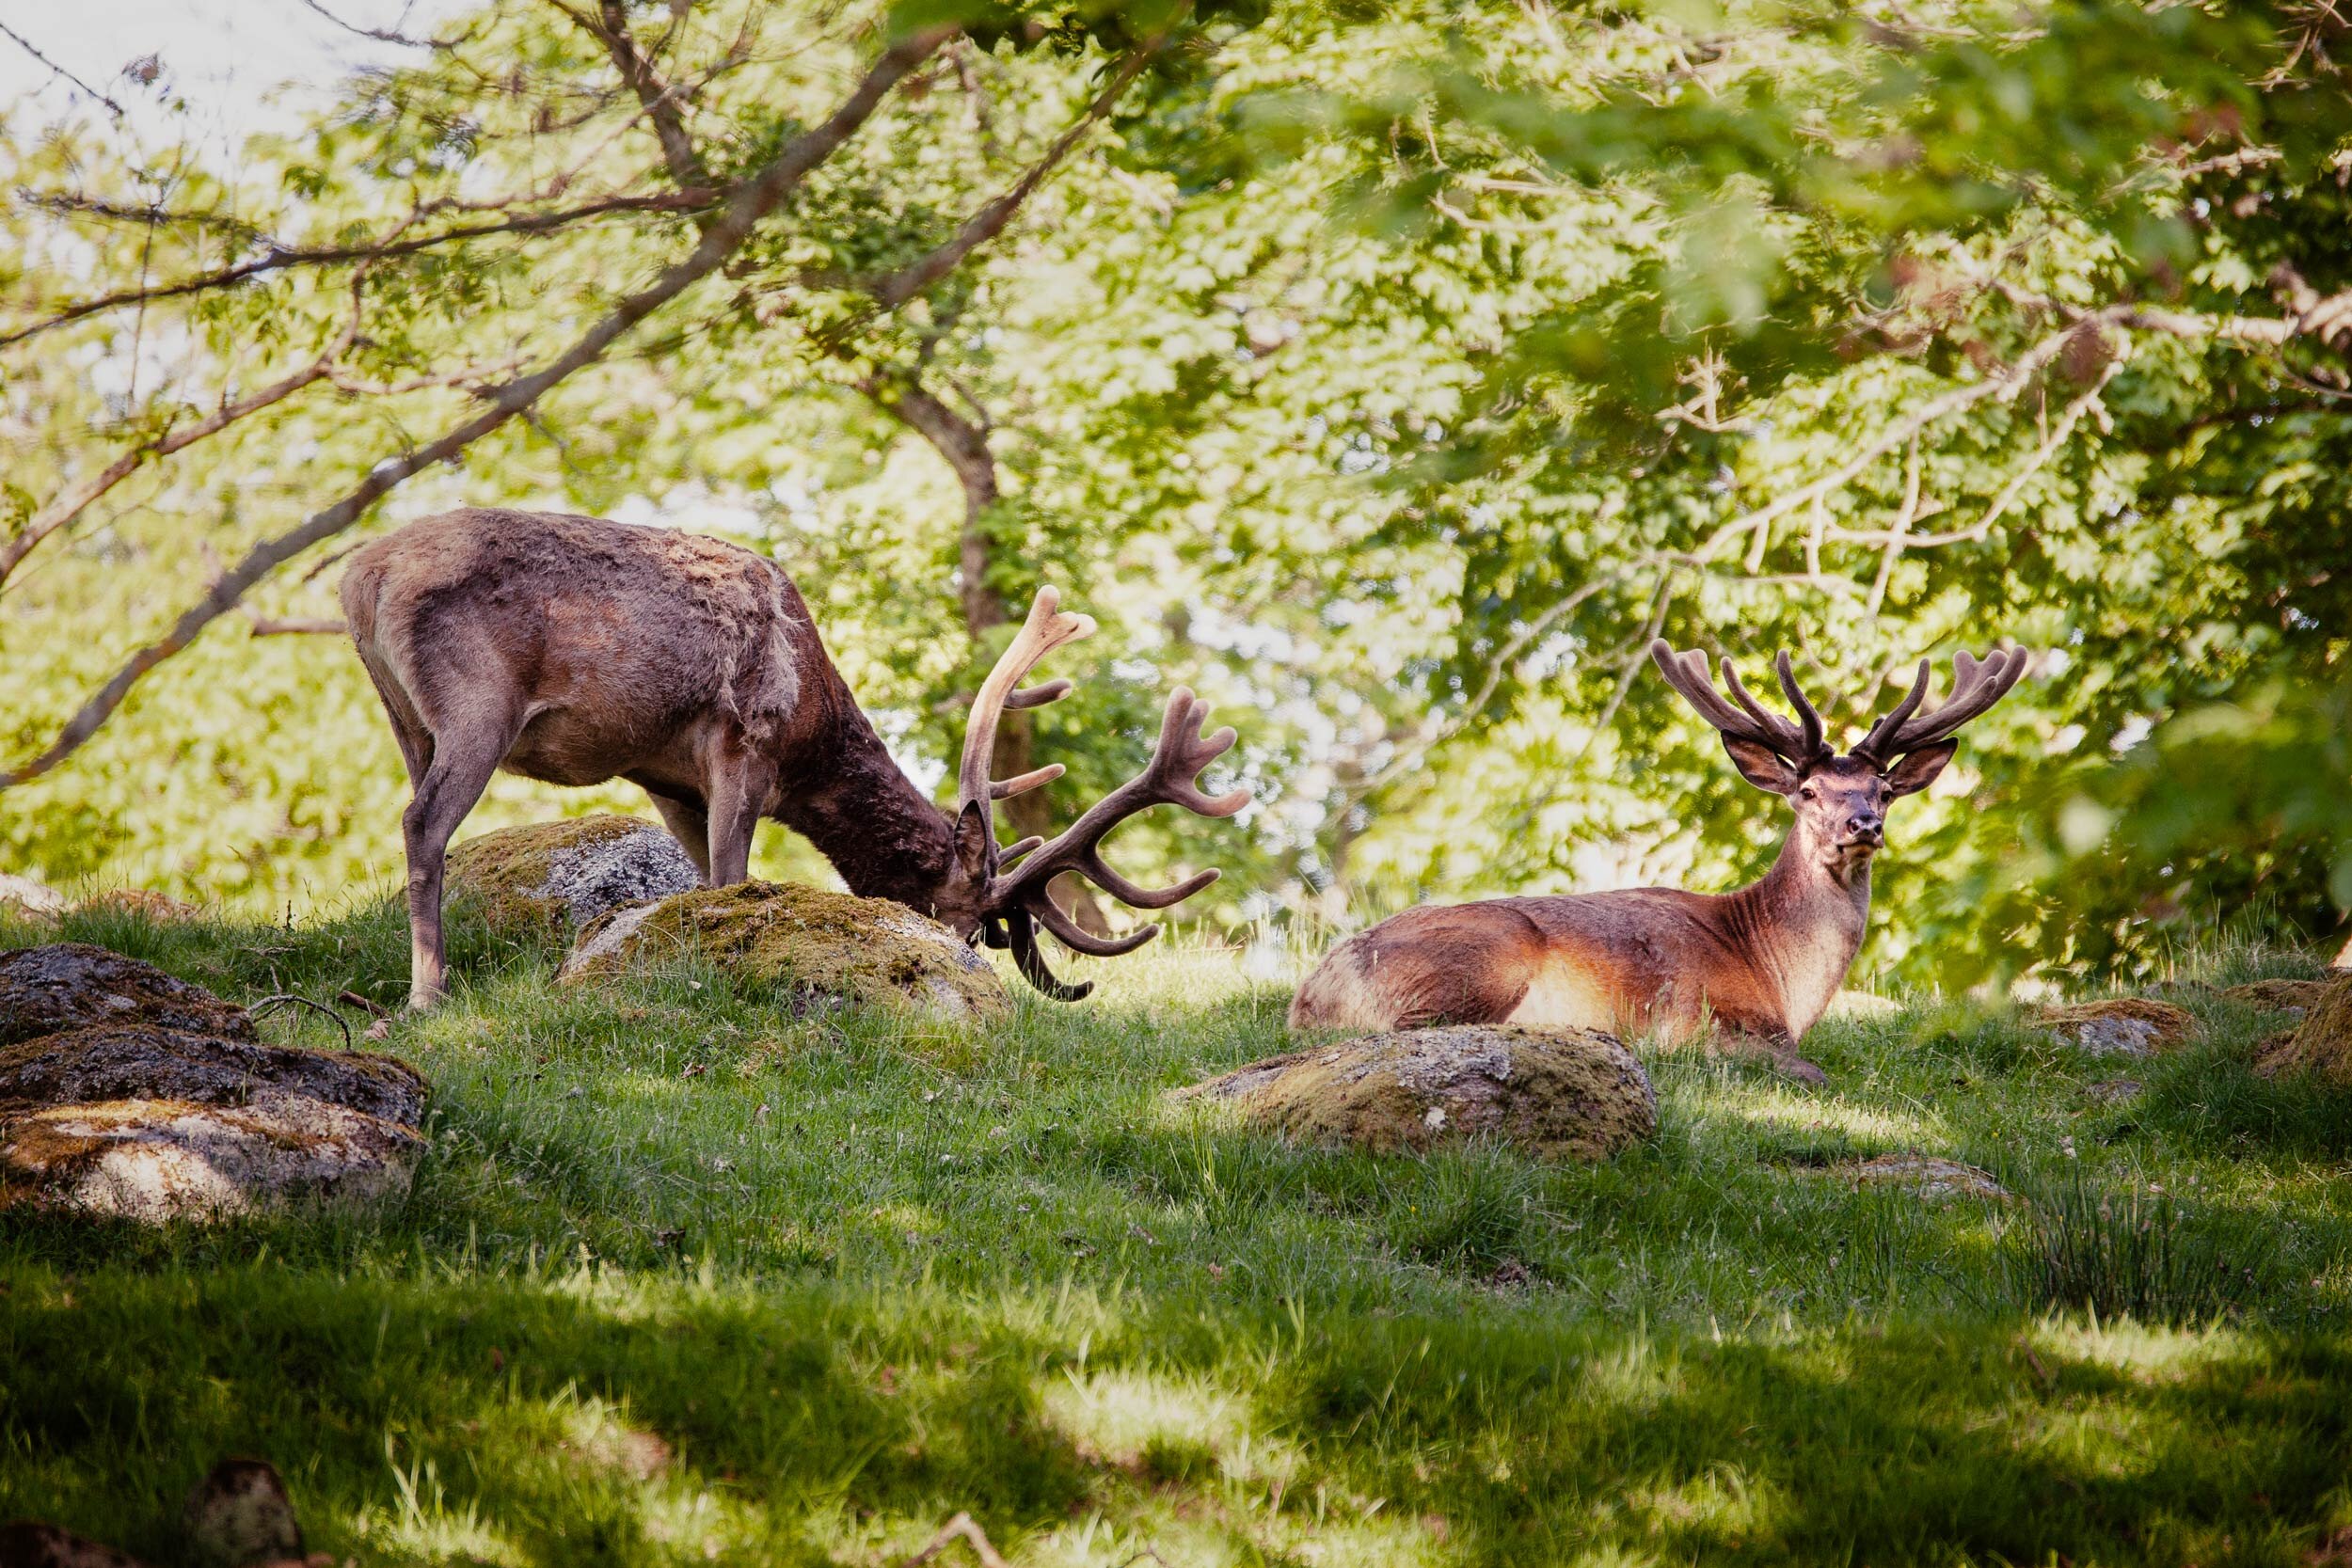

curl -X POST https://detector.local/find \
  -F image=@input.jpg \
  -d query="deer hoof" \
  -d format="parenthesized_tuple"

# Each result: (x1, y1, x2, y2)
(1774, 1053, 1828, 1085)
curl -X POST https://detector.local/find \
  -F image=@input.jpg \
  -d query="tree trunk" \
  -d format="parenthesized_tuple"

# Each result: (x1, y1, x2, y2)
(866, 371, 1111, 934)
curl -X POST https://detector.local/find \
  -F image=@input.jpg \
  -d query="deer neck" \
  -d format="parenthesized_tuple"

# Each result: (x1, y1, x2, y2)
(768, 676, 958, 915)
(1728, 828, 1873, 1040)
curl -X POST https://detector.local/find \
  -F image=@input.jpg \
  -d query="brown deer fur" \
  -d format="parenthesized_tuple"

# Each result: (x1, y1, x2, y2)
(344, 508, 1244, 1007)
(1290, 642, 2030, 1081)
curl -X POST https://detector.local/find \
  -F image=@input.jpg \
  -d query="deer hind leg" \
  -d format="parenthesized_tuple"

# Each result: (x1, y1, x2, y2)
(644, 790, 713, 884)
(401, 707, 524, 1009)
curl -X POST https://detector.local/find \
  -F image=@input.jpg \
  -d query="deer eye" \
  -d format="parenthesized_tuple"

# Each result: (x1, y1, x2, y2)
(1797, 784, 1818, 800)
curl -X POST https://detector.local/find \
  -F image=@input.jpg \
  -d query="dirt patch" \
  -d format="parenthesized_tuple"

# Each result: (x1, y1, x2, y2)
(2030, 998, 2199, 1058)
(1176, 1024, 1656, 1162)
(0, 944, 256, 1048)
(447, 815, 701, 936)
(558, 880, 1010, 1022)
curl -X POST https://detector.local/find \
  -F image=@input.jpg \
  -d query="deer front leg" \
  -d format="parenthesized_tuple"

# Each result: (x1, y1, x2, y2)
(704, 756, 771, 889)
(400, 721, 517, 1010)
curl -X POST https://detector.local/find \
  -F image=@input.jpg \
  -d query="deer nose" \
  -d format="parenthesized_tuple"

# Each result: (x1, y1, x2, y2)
(1846, 813, 1884, 843)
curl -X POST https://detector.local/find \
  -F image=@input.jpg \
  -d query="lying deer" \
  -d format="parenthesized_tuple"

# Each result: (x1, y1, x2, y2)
(1289, 641, 2030, 1080)
(342, 508, 1248, 1007)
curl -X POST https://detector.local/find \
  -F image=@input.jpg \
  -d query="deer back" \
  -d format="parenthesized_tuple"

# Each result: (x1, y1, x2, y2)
(342, 509, 806, 781)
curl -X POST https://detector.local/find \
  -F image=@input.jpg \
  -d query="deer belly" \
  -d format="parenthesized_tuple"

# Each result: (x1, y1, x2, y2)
(1502, 958, 1620, 1033)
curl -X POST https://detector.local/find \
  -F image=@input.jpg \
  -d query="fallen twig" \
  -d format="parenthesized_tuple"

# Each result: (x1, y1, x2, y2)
(901, 1513, 1009, 1568)
(248, 993, 354, 1051)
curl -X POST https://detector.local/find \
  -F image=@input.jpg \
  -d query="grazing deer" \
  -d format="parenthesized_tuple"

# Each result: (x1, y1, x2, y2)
(1289, 641, 2031, 1081)
(342, 508, 1248, 1008)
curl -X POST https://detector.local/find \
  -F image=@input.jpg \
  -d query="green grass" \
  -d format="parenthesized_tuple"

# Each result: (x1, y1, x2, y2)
(4, 898, 2351, 1565)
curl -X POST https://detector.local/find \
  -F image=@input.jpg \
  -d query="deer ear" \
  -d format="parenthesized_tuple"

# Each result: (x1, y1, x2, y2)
(1721, 737, 1803, 796)
(953, 800, 993, 879)
(1884, 739, 1958, 797)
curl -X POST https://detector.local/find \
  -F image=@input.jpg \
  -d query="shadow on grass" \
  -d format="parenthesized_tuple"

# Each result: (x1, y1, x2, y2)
(4, 1260, 2351, 1565)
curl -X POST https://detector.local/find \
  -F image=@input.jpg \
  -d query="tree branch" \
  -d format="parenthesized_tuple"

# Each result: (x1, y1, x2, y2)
(867, 28, 1168, 310)
(0, 325, 356, 588)
(0, 191, 715, 352)
(0, 24, 951, 789)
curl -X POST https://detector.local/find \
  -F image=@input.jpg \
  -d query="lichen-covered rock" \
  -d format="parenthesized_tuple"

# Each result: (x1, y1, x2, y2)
(2220, 978, 2337, 1017)
(0, 1024, 426, 1126)
(0, 944, 254, 1048)
(447, 816, 701, 935)
(558, 880, 1011, 1022)
(2252, 974, 2352, 1088)
(1842, 1153, 2010, 1201)
(1176, 1024, 1655, 1162)
(0, 1095, 425, 1222)
(2030, 997, 2199, 1058)
(0, 964, 431, 1223)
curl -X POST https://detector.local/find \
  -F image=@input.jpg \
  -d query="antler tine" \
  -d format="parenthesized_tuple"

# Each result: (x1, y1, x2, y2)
(1772, 651, 1827, 760)
(1648, 641, 1761, 738)
(1851, 659, 1932, 764)
(1718, 654, 1819, 763)
(990, 686, 1249, 927)
(956, 587, 1095, 816)
(1880, 645, 2033, 755)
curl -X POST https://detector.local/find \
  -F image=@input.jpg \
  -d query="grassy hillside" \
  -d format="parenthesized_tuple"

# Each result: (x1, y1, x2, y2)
(2, 900, 2348, 1566)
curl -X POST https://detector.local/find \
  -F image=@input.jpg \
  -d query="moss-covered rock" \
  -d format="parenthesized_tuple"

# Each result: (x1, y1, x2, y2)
(0, 944, 255, 1048)
(446, 815, 701, 936)
(2030, 997, 2199, 1058)
(2253, 974, 2352, 1087)
(558, 880, 1011, 1022)
(1175, 1024, 1655, 1162)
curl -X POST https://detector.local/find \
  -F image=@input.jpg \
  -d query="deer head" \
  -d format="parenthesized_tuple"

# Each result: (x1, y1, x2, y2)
(1649, 640, 2031, 877)
(931, 588, 1251, 999)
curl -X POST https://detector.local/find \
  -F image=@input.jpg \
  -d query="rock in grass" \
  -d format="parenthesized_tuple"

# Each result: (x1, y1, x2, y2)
(558, 881, 1010, 1022)
(1176, 1025, 1655, 1162)
(0, 944, 255, 1049)
(2220, 978, 2337, 1018)
(0, 961, 430, 1224)
(1843, 1153, 2010, 1201)
(0, 873, 66, 923)
(0, 1521, 151, 1567)
(447, 815, 701, 936)
(0, 1095, 426, 1223)
(0, 1023, 426, 1126)
(2030, 997, 2199, 1058)
(183, 1458, 303, 1568)
(2082, 1078, 2144, 1105)
(2252, 974, 2352, 1087)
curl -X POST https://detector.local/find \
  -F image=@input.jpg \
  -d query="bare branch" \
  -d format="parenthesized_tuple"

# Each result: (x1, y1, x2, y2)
(0, 322, 358, 588)
(900, 1512, 1009, 1568)
(1, 191, 715, 352)
(246, 615, 349, 637)
(868, 28, 1169, 309)
(0, 22, 123, 116)
(0, 24, 951, 789)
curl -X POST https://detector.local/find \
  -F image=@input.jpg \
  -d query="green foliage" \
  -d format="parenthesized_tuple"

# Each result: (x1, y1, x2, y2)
(2, 0, 2345, 984)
